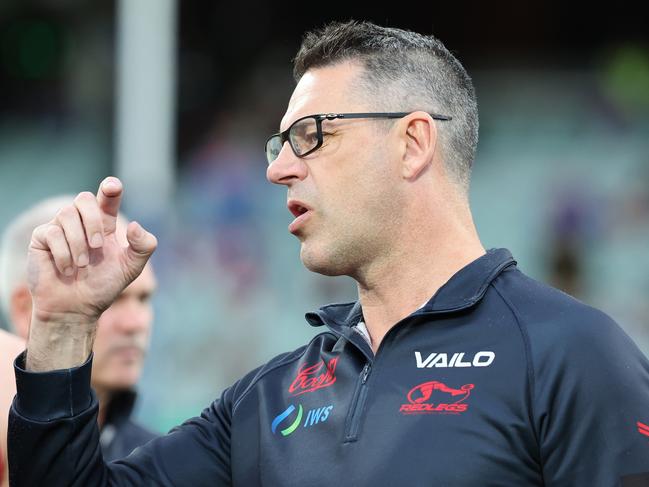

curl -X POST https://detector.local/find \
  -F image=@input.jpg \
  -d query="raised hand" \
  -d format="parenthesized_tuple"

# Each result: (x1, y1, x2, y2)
(25, 177, 157, 371)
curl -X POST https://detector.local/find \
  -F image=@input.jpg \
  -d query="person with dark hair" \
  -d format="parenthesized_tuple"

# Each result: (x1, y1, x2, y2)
(8, 20, 649, 486)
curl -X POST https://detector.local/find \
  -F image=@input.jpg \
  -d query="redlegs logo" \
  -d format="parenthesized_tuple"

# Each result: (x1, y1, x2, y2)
(400, 380, 475, 414)
(289, 357, 338, 396)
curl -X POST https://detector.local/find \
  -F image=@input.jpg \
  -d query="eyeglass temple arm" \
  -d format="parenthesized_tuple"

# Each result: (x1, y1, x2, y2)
(321, 112, 452, 121)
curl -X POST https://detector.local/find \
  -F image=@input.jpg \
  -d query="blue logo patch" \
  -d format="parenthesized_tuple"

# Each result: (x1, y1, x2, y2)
(271, 404, 333, 437)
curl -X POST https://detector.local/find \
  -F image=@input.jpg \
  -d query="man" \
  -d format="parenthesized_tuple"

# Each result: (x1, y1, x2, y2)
(8, 21, 649, 486)
(0, 196, 158, 481)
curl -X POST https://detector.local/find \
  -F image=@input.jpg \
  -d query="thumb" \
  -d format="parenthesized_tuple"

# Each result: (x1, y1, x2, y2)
(123, 221, 157, 277)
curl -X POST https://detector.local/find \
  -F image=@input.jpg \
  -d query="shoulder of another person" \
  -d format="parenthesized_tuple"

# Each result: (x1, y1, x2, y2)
(0, 329, 25, 356)
(0, 330, 25, 393)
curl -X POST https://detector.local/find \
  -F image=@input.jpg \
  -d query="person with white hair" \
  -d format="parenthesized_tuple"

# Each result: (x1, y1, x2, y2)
(0, 195, 158, 486)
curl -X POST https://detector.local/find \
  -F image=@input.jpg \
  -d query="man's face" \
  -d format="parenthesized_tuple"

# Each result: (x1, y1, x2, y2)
(91, 263, 156, 392)
(266, 62, 405, 277)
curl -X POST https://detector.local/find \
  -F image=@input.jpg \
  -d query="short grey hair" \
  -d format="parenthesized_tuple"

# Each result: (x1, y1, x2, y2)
(293, 20, 479, 192)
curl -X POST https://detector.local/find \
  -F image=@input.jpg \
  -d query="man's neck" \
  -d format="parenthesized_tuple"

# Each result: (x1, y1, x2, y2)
(355, 203, 485, 353)
(95, 387, 113, 429)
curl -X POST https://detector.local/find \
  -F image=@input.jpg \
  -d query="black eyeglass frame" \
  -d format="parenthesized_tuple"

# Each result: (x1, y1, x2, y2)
(265, 111, 452, 164)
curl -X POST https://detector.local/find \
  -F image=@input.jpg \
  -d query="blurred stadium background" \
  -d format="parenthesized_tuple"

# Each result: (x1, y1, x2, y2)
(0, 1, 647, 432)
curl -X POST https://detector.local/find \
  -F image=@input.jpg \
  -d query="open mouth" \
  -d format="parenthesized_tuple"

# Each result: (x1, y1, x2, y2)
(287, 200, 312, 234)
(112, 346, 144, 361)
(288, 201, 311, 218)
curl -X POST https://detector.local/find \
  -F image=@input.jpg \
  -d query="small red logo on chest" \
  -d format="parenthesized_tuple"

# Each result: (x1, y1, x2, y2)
(289, 357, 338, 396)
(400, 380, 474, 414)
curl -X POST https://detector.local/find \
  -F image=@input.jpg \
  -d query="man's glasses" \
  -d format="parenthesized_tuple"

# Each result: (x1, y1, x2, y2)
(265, 112, 452, 165)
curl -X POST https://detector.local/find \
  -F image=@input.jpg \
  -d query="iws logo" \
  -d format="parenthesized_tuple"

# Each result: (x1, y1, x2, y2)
(271, 404, 334, 437)
(289, 357, 338, 396)
(414, 351, 495, 368)
(400, 381, 475, 414)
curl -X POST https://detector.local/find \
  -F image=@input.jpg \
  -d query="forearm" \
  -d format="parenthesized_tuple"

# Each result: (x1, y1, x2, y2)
(9, 352, 104, 487)
(10, 351, 233, 486)
(26, 313, 97, 371)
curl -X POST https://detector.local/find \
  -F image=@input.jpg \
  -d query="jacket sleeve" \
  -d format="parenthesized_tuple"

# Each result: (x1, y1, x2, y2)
(531, 308, 649, 486)
(8, 352, 234, 486)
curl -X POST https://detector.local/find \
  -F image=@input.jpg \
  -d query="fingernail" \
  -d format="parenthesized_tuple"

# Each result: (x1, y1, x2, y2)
(78, 253, 89, 267)
(103, 179, 119, 191)
(133, 222, 143, 237)
(64, 267, 74, 276)
(91, 233, 103, 247)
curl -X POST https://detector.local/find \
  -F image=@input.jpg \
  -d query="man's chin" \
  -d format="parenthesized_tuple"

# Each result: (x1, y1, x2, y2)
(300, 243, 348, 277)
(95, 377, 140, 392)
(94, 366, 142, 392)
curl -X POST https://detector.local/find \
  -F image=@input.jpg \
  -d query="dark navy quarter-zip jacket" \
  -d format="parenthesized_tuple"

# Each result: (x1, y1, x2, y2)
(8, 249, 649, 486)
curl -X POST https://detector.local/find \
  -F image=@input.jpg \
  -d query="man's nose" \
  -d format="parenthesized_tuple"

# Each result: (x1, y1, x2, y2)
(266, 143, 308, 186)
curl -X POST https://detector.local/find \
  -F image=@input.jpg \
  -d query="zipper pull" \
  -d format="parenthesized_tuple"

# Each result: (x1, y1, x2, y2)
(361, 363, 372, 384)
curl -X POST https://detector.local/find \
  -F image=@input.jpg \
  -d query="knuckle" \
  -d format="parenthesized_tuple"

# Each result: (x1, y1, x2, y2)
(45, 224, 63, 240)
(75, 191, 95, 204)
(57, 205, 76, 220)
(32, 223, 47, 237)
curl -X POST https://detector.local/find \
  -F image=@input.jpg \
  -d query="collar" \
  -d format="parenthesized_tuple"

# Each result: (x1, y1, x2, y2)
(305, 248, 516, 329)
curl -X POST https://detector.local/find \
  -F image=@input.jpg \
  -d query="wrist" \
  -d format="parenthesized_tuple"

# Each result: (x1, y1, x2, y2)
(26, 315, 97, 372)
(31, 306, 99, 325)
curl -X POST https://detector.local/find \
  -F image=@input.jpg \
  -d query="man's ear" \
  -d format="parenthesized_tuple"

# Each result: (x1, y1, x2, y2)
(399, 111, 437, 180)
(10, 286, 32, 340)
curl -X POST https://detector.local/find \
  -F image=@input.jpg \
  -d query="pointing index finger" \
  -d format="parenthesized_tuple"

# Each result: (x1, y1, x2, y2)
(97, 176, 123, 235)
